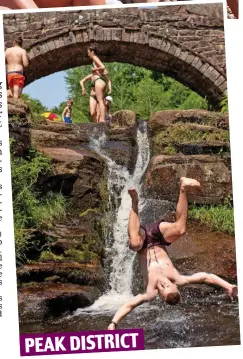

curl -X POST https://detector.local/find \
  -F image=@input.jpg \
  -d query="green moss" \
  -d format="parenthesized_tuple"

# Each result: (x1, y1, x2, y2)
(19, 282, 40, 288)
(64, 249, 99, 264)
(189, 203, 234, 235)
(163, 144, 177, 155)
(40, 251, 65, 262)
(153, 124, 229, 155)
(79, 208, 98, 218)
(44, 275, 61, 283)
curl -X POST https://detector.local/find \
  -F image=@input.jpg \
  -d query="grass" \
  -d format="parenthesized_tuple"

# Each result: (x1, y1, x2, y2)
(11, 144, 66, 265)
(189, 203, 234, 235)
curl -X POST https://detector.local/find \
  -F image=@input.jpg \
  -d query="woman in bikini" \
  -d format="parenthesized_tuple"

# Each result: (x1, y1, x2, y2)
(80, 62, 111, 123)
(80, 73, 100, 123)
(87, 45, 109, 123)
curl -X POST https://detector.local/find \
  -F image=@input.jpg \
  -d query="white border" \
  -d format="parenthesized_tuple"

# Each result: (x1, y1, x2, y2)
(0, 1, 242, 358)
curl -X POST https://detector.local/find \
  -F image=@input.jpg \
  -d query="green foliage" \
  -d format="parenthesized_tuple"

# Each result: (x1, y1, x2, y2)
(189, 203, 234, 235)
(40, 251, 64, 262)
(220, 95, 228, 113)
(21, 93, 47, 118)
(64, 249, 99, 264)
(63, 63, 209, 122)
(11, 145, 66, 264)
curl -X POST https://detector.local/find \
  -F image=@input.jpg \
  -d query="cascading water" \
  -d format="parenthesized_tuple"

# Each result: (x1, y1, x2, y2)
(82, 121, 150, 311)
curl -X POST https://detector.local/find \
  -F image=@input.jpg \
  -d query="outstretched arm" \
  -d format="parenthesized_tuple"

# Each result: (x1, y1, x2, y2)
(177, 272, 238, 298)
(108, 291, 158, 330)
(80, 74, 92, 95)
(107, 79, 112, 94)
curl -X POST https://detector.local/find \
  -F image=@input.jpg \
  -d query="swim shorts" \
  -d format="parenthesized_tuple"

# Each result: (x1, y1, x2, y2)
(64, 117, 72, 124)
(7, 72, 25, 89)
(140, 221, 171, 249)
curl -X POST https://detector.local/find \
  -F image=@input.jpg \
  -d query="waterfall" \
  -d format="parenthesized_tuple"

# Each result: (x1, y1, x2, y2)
(86, 121, 150, 311)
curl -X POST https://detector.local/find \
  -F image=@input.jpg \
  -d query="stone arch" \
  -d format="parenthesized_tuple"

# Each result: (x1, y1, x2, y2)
(3, 5, 227, 107)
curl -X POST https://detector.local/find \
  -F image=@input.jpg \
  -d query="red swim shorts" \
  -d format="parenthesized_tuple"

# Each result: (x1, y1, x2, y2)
(7, 73, 25, 89)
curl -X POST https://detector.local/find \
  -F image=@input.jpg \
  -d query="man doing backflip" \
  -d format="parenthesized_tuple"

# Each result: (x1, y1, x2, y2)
(108, 177, 238, 330)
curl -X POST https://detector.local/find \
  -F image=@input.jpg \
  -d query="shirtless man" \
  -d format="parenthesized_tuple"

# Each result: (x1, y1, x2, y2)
(108, 177, 238, 330)
(0, 0, 122, 10)
(5, 36, 29, 99)
(62, 98, 73, 124)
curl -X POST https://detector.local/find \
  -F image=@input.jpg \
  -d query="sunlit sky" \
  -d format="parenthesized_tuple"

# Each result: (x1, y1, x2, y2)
(23, 71, 68, 109)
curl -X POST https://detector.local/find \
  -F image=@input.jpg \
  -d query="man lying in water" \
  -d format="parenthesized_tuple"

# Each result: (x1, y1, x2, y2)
(108, 177, 238, 330)
(0, 0, 122, 10)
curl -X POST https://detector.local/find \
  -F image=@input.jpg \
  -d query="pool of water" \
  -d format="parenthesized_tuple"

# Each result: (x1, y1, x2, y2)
(20, 290, 240, 349)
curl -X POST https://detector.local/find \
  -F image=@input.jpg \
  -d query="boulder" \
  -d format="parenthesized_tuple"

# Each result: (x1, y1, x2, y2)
(17, 262, 105, 287)
(18, 283, 100, 324)
(168, 220, 237, 281)
(109, 110, 137, 128)
(149, 110, 229, 132)
(145, 154, 232, 204)
(8, 98, 31, 156)
(7, 97, 30, 119)
(173, 141, 230, 155)
(37, 147, 108, 212)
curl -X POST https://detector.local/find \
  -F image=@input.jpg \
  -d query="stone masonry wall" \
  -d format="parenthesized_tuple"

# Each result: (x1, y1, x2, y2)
(3, 4, 226, 106)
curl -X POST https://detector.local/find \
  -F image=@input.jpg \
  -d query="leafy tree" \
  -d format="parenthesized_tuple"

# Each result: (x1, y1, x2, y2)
(21, 93, 47, 116)
(220, 95, 228, 113)
(64, 63, 209, 122)
(24, 63, 209, 123)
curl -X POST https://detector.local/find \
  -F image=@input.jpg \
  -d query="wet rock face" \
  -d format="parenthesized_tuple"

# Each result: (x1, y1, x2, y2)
(145, 154, 232, 204)
(18, 283, 101, 324)
(145, 110, 232, 204)
(169, 220, 237, 281)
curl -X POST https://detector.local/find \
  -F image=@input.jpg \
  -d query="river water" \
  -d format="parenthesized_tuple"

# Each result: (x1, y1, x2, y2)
(20, 121, 240, 349)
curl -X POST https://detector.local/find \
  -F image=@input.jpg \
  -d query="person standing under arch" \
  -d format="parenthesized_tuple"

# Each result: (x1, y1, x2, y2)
(87, 46, 109, 123)
(5, 36, 29, 99)
(80, 71, 112, 123)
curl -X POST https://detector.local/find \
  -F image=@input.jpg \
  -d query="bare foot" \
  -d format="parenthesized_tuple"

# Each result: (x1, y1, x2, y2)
(128, 188, 138, 200)
(180, 177, 201, 192)
(107, 323, 116, 330)
(226, 285, 238, 299)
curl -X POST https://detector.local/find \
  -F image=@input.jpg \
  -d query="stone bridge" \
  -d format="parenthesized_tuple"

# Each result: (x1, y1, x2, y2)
(3, 4, 226, 106)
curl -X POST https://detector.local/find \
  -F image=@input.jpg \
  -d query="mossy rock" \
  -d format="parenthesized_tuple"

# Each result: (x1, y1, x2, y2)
(44, 275, 61, 283)
(153, 123, 229, 155)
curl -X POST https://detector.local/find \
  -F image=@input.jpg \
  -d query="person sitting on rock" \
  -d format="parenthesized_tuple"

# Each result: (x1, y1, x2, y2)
(108, 177, 238, 330)
(0, 0, 123, 10)
(5, 36, 29, 99)
(62, 98, 73, 125)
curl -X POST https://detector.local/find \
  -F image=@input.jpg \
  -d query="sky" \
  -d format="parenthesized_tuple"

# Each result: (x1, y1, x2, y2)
(23, 71, 69, 109)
